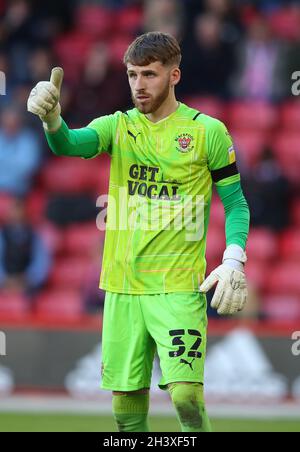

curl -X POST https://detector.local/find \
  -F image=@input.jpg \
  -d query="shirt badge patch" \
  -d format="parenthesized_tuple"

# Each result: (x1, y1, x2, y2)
(228, 145, 236, 164)
(175, 133, 194, 153)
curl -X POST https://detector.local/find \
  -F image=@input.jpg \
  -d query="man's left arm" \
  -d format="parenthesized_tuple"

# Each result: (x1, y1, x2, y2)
(199, 118, 250, 315)
(217, 181, 250, 253)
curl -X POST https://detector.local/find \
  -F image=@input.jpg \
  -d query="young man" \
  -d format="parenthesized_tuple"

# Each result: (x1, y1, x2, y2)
(27, 32, 250, 432)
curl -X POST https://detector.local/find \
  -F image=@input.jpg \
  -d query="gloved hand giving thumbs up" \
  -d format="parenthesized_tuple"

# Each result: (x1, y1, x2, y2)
(27, 67, 64, 131)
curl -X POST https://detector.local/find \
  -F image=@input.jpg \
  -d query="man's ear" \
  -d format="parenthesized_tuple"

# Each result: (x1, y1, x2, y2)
(170, 67, 181, 87)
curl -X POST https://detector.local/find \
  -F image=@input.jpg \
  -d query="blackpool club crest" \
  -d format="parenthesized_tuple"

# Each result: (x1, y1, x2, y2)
(175, 133, 194, 153)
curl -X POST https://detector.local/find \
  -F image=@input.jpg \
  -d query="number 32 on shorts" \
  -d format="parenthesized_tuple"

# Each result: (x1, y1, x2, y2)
(168, 329, 202, 359)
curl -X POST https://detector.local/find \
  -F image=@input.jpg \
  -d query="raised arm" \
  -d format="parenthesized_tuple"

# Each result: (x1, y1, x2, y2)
(27, 67, 99, 159)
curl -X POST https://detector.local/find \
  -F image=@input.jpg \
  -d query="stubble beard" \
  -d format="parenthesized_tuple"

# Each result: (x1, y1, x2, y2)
(132, 80, 171, 115)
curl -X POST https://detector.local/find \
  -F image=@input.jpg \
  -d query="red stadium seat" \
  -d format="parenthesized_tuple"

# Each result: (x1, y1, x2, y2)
(42, 155, 111, 195)
(108, 35, 134, 68)
(291, 198, 300, 227)
(41, 158, 96, 194)
(116, 7, 143, 35)
(49, 257, 92, 289)
(210, 198, 225, 228)
(227, 102, 278, 131)
(182, 96, 225, 121)
(75, 5, 114, 39)
(246, 228, 278, 262)
(245, 260, 268, 291)
(86, 154, 111, 195)
(205, 258, 220, 276)
(54, 33, 93, 83)
(35, 289, 83, 320)
(263, 294, 300, 322)
(272, 132, 300, 183)
(38, 222, 64, 255)
(26, 190, 47, 225)
(231, 130, 267, 166)
(0, 194, 14, 226)
(0, 292, 29, 319)
(269, 6, 300, 41)
(64, 223, 105, 256)
(206, 225, 225, 262)
(279, 229, 300, 261)
(240, 6, 260, 28)
(265, 262, 300, 296)
(280, 101, 300, 131)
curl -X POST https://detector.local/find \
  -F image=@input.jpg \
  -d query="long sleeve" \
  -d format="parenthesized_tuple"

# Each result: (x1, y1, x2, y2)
(44, 119, 100, 159)
(216, 181, 250, 250)
(202, 115, 250, 250)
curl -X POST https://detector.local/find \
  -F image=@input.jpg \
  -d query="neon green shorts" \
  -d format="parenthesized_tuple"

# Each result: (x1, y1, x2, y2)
(101, 291, 208, 392)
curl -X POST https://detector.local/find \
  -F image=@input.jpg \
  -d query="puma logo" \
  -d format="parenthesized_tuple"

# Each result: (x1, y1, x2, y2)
(128, 130, 141, 143)
(180, 358, 195, 371)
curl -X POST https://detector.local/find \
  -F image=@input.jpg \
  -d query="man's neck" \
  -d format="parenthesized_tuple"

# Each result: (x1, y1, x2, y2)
(146, 97, 179, 123)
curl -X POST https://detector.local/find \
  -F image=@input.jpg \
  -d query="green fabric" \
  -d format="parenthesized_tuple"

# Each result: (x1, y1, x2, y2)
(101, 292, 207, 392)
(216, 181, 250, 250)
(198, 114, 237, 172)
(44, 106, 248, 293)
(88, 103, 241, 294)
(45, 119, 99, 159)
(112, 393, 150, 432)
(216, 173, 241, 187)
(168, 383, 212, 432)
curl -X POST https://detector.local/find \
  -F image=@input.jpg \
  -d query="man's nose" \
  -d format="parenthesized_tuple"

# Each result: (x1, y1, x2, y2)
(135, 75, 146, 91)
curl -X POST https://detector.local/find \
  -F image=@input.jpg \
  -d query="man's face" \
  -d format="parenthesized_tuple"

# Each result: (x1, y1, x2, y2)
(127, 61, 179, 114)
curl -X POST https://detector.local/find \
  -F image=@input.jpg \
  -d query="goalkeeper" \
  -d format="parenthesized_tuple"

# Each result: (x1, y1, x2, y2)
(27, 32, 250, 433)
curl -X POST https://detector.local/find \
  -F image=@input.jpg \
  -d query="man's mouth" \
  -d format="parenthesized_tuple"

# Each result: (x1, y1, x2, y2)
(136, 95, 150, 101)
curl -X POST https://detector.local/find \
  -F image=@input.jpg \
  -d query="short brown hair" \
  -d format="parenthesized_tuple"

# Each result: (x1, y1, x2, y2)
(123, 32, 181, 67)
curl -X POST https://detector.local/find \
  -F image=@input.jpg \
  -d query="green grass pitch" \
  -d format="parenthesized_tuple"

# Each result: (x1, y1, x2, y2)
(0, 413, 299, 432)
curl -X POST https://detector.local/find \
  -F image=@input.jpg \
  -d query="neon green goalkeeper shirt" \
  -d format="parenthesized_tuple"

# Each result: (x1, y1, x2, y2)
(83, 102, 241, 294)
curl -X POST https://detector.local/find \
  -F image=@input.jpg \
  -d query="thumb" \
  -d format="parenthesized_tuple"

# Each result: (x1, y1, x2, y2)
(50, 67, 64, 93)
(199, 271, 218, 293)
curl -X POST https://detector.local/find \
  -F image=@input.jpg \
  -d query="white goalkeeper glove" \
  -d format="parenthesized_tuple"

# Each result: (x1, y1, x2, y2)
(200, 244, 248, 315)
(27, 67, 64, 132)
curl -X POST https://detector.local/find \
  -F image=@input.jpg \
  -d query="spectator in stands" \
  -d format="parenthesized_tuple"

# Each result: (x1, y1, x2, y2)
(68, 43, 131, 126)
(231, 15, 285, 101)
(179, 13, 236, 98)
(0, 105, 42, 196)
(182, 0, 243, 43)
(0, 0, 34, 84)
(0, 0, 73, 84)
(46, 194, 99, 227)
(28, 47, 54, 85)
(204, 0, 244, 43)
(242, 147, 290, 231)
(0, 198, 52, 298)
(143, 0, 184, 40)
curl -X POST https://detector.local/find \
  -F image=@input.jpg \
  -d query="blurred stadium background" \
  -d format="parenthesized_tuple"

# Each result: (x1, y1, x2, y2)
(0, 0, 300, 432)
